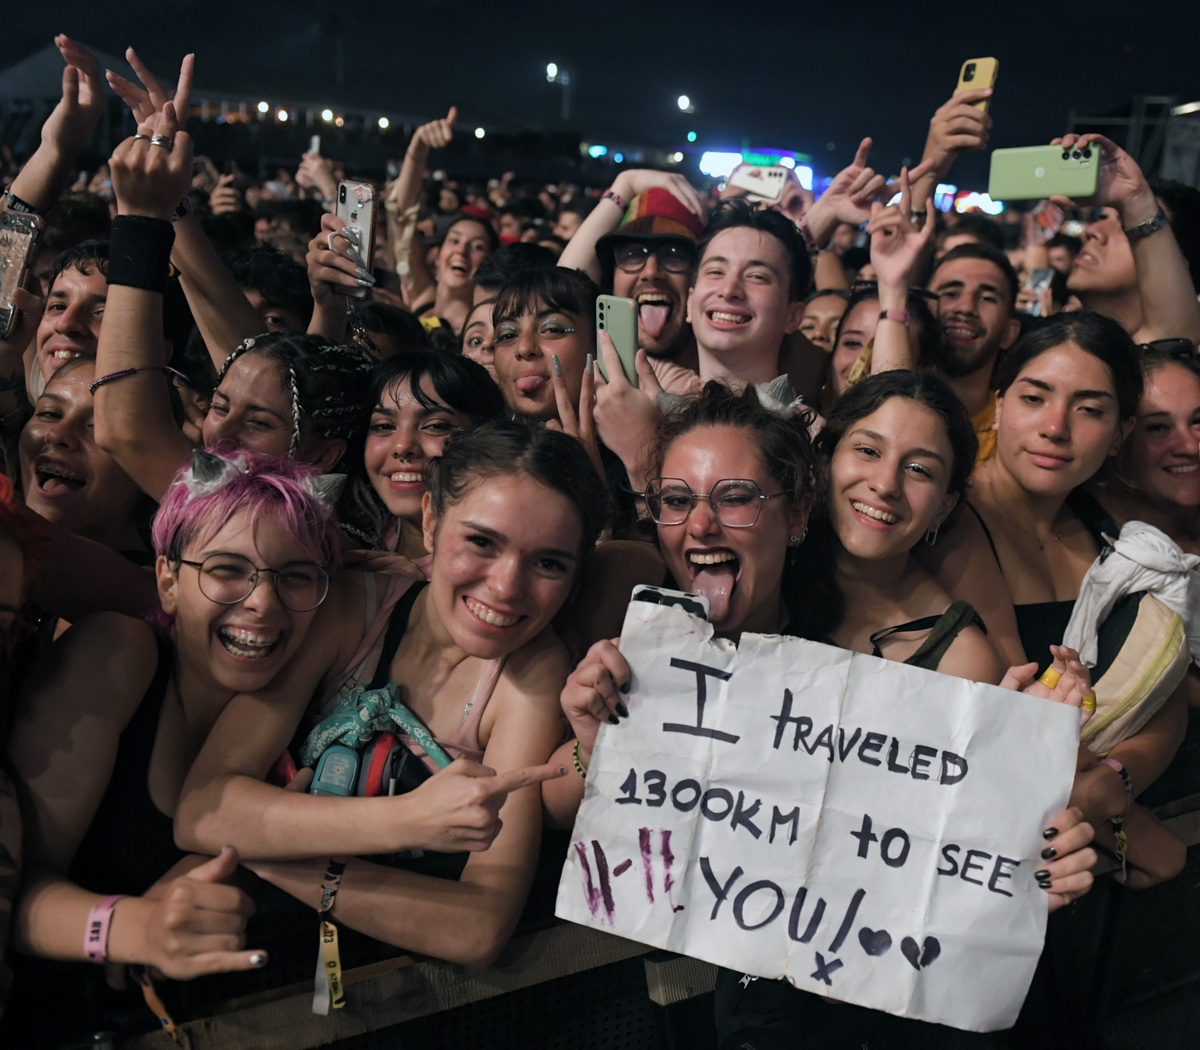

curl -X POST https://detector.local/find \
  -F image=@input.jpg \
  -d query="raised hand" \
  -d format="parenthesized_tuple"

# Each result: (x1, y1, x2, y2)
(307, 211, 374, 307)
(922, 89, 993, 176)
(1000, 644, 1095, 726)
(612, 169, 706, 219)
(865, 166, 936, 293)
(136, 847, 265, 978)
(561, 638, 630, 763)
(106, 49, 194, 134)
(40, 36, 106, 159)
(208, 172, 243, 215)
(547, 352, 605, 479)
(409, 106, 458, 155)
(594, 334, 666, 486)
(297, 152, 338, 202)
(109, 103, 193, 220)
(1049, 133, 1155, 224)
(406, 758, 568, 853)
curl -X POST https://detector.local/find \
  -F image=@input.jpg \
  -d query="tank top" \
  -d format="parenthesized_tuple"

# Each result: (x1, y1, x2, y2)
(868, 600, 985, 670)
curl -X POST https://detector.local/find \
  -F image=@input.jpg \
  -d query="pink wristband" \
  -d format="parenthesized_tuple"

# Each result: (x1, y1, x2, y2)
(84, 894, 126, 963)
(602, 187, 626, 212)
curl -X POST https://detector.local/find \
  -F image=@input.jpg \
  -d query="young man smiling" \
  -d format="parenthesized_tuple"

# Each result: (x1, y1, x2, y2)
(687, 199, 812, 389)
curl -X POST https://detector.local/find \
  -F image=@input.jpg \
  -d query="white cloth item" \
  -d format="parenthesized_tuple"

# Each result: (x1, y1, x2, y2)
(1062, 520, 1200, 667)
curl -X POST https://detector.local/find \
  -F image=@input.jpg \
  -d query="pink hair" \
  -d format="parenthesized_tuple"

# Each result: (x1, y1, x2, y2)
(152, 447, 342, 573)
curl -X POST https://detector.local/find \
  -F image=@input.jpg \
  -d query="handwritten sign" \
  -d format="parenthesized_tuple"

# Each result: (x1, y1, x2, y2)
(555, 602, 1080, 1032)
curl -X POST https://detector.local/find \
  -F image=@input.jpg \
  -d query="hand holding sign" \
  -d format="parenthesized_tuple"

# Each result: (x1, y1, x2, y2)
(561, 638, 630, 764)
(406, 758, 567, 853)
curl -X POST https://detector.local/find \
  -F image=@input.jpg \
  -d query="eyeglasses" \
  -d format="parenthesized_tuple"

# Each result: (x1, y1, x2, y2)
(850, 280, 939, 304)
(641, 478, 787, 528)
(614, 241, 695, 274)
(178, 553, 330, 612)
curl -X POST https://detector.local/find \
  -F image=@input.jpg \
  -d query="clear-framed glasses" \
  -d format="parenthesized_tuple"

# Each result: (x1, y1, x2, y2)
(178, 553, 330, 612)
(614, 241, 695, 274)
(641, 478, 787, 528)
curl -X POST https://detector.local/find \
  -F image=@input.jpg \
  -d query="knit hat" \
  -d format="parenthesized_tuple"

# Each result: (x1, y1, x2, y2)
(596, 188, 705, 272)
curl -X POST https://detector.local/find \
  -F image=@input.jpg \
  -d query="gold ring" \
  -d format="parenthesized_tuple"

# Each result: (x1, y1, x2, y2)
(1039, 667, 1062, 690)
(1082, 693, 1097, 713)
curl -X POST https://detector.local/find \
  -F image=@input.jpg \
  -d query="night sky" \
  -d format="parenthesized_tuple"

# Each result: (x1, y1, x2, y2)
(4, 0, 1200, 185)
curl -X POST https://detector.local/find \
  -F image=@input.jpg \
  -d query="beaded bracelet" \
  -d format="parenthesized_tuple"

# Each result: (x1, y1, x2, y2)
(89, 365, 189, 396)
(572, 739, 589, 779)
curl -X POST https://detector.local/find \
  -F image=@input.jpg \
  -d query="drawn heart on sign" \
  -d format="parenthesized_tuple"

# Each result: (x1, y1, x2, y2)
(900, 936, 941, 970)
(858, 927, 892, 956)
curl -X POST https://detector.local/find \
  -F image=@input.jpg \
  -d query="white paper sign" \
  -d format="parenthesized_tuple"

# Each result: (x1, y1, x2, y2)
(555, 602, 1080, 1032)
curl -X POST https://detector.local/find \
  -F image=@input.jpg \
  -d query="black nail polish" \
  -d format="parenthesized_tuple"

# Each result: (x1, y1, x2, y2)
(608, 714, 620, 725)
(620, 681, 631, 694)
(1042, 826, 1059, 840)
(1035, 869, 1051, 880)
(616, 702, 629, 718)
(1041, 846, 1057, 860)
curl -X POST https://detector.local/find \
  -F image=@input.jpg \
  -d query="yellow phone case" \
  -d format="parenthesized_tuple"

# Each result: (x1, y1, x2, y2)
(955, 57, 999, 113)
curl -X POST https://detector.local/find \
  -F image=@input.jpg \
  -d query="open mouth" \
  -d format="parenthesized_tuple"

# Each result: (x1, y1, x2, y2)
(636, 292, 674, 341)
(35, 459, 85, 495)
(685, 547, 740, 623)
(447, 259, 469, 276)
(217, 627, 282, 660)
(706, 309, 751, 330)
(851, 500, 899, 525)
(1166, 463, 1200, 475)
(514, 375, 548, 397)
(464, 595, 522, 628)
(388, 470, 423, 485)
(942, 321, 982, 346)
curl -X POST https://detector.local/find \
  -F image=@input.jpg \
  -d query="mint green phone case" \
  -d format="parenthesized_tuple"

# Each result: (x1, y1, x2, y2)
(988, 145, 1100, 201)
(595, 295, 639, 386)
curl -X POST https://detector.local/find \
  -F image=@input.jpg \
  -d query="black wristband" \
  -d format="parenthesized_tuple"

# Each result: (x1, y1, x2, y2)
(4, 190, 43, 216)
(106, 215, 176, 295)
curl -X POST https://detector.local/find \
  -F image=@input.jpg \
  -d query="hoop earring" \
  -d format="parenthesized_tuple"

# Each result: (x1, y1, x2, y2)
(925, 527, 939, 546)
(789, 535, 799, 545)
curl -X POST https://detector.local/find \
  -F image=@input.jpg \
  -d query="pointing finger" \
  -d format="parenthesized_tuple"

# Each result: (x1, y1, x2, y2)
(852, 137, 872, 169)
(487, 763, 570, 797)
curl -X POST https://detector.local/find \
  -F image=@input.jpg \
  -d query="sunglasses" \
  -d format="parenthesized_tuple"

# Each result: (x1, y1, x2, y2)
(613, 241, 695, 274)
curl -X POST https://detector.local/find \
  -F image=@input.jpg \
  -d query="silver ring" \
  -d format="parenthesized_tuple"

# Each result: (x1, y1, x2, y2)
(132, 134, 152, 142)
(149, 134, 174, 151)
(326, 231, 338, 252)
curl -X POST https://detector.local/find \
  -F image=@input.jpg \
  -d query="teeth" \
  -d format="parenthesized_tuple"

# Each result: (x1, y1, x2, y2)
(52, 349, 79, 360)
(637, 294, 671, 305)
(465, 597, 520, 627)
(689, 551, 736, 565)
(389, 472, 422, 483)
(710, 311, 749, 324)
(852, 500, 898, 524)
(1167, 464, 1200, 474)
(218, 627, 280, 659)
(39, 463, 84, 482)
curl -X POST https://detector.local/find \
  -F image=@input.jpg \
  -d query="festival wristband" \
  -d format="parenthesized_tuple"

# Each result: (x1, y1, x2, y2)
(1100, 758, 1133, 808)
(878, 308, 909, 325)
(601, 187, 626, 212)
(312, 857, 348, 1015)
(84, 894, 126, 963)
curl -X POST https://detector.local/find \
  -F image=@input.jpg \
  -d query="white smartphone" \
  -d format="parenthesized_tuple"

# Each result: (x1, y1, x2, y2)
(727, 164, 789, 204)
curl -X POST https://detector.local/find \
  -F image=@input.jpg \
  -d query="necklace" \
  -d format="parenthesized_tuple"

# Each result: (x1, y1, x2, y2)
(985, 473, 1063, 552)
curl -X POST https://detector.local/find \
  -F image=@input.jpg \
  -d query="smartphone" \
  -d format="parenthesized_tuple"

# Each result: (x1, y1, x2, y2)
(988, 144, 1100, 201)
(310, 745, 360, 796)
(595, 294, 639, 385)
(1024, 268, 1054, 317)
(955, 57, 999, 113)
(631, 584, 710, 621)
(310, 134, 321, 155)
(727, 164, 789, 205)
(0, 211, 43, 339)
(336, 179, 377, 297)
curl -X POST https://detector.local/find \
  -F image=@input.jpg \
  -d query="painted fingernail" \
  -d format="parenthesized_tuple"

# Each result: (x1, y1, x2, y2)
(616, 701, 628, 718)
(585, 353, 594, 377)
(249, 953, 267, 967)
(1041, 846, 1057, 860)
(354, 267, 374, 280)
(620, 681, 631, 694)
(1043, 826, 1059, 839)
(552, 354, 563, 377)
(608, 714, 620, 725)
(558, 766, 568, 776)
(355, 277, 374, 287)
(346, 249, 366, 267)
(1035, 869, 1051, 880)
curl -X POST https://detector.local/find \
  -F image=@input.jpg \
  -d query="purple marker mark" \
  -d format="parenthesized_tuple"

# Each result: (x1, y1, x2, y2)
(613, 859, 632, 877)
(592, 840, 615, 922)
(661, 830, 683, 911)
(575, 841, 600, 916)
(639, 828, 655, 903)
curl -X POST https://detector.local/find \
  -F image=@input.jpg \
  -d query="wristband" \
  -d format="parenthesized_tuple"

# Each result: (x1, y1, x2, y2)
(1100, 758, 1133, 880)
(107, 215, 176, 295)
(573, 738, 589, 779)
(1122, 206, 1168, 243)
(797, 214, 819, 256)
(878, 308, 909, 326)
(4, 190, 43, 216)
(83, 894, 126, 963)
(172, 195, 193, 222)
(313, 857, 348, 1015)
(601, 188, 626, 212)
(1100, 757, 1133, 809)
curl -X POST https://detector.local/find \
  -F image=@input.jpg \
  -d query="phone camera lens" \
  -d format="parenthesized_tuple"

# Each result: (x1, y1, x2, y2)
(1062, 151, 1071, 161)
(1072, 150, 1082, 160)
(963, 63, 976, 81)
(1083, 148, 1092, 159)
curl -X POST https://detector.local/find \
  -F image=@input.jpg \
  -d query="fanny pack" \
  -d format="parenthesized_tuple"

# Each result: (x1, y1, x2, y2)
(1080, 591, 1190, 757)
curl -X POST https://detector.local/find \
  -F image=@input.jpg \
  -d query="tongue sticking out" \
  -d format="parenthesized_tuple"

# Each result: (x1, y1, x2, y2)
(639, 303, 671, 341)
(691, 562, 736, 624)
(38, 472, 84, 494)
